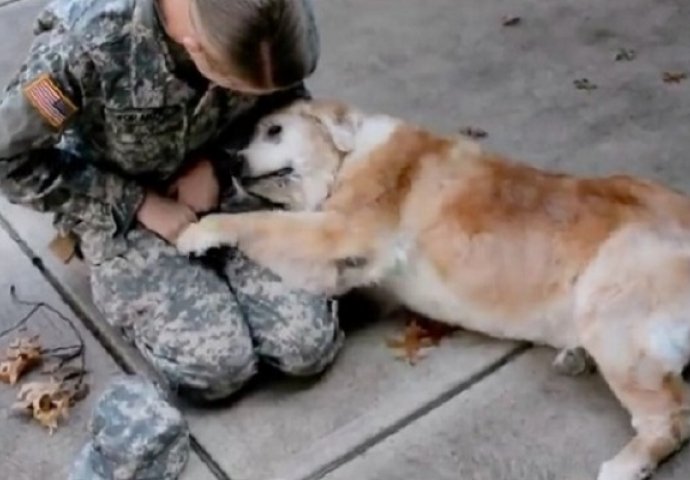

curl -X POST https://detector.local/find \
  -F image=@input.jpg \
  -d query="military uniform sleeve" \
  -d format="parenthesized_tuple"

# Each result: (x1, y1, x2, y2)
(0, 31, 145, 235)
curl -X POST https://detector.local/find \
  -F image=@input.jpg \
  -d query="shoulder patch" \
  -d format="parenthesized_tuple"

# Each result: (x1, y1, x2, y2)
(23, 73, 78, 129)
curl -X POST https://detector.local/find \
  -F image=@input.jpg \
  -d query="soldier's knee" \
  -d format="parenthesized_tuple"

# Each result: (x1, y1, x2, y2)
(271, 305, 344, 377)
(147, 334, 258, 403)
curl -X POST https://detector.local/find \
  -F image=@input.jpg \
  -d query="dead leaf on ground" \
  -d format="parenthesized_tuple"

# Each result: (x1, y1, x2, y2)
(0, 336, 43, 385)
(662, 71, 687, 84)
(11, 376, 88, 434)
(614, 48, 636, 62)
(502, 16, 522, 27)
(387, 321, 433, 365)
(574, 78, 597, 91)
(386, 315, 460, 365)
(414, 317, 461, 346)
(459, 126, 488, 139)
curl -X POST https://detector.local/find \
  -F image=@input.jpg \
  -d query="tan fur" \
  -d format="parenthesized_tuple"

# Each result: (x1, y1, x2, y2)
(177, 100, 690, 480)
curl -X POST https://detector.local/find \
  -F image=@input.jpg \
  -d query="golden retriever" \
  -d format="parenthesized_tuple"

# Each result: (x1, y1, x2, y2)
(177, 99, 690, 480)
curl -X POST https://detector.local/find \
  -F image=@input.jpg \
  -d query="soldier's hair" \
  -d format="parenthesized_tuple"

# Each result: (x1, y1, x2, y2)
(191, 0, 320, 89)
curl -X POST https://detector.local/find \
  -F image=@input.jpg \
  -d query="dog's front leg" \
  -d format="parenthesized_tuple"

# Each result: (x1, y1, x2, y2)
(176, 211, 373, 294)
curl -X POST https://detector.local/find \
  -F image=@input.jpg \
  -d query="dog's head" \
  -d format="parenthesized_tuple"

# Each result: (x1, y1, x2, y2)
(238, 99, 362, 210)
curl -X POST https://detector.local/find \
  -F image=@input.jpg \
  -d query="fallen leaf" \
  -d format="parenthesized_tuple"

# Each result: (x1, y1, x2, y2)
(0, 336, 43, 385)
(614, 48, 636, 62)
(12, 377, 86, 434)
(663, 71, 687, 84)
(502, 16, 521, 27)
(573, 78, 597, 91)
(386, 321, 434, 365)
(414, 317, 461, 346)
(386, 315, 460, 364)
(459, 126, 488, 139)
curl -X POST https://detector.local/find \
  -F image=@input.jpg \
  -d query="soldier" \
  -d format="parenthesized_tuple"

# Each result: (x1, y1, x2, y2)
(0, 0, 344, 403)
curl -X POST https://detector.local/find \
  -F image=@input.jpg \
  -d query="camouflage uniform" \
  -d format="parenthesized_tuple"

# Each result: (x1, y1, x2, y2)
(0, 0, 343, 403)
(69, 375, 190, 480)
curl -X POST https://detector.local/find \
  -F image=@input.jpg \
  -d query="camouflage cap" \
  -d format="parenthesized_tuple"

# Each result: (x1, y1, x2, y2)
(69, 375, 190, 480)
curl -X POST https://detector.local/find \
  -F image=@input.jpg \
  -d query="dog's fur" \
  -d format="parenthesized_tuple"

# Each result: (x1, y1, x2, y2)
(177, 99, 690, 480)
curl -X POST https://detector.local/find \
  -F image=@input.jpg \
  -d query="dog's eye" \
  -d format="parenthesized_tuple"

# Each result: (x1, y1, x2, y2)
(266, 124, 282, 138)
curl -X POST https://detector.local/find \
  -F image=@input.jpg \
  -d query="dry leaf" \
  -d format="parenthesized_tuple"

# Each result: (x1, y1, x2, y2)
(12, 377, 86, 434)
(614, 48, 636, 62)
(0, 336, 43, 385)
(502, 16, 521, 27)
(414, 317, 461, 346)
(459, 126, 488, 139)
(574, 78, 597, 91)
(662, 71, 687, 84)
(387, 321, 434, 365)
(387, 312, 460, 365)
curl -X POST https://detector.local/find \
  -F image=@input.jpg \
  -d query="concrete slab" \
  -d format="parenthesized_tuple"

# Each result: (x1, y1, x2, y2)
(187, 325, 518, 480)
(323, 349, 690, 480)
(0, 198, 163, 383)
(0, 224, 120, 478)
(310, 0, 690, 186)
(0, 222, 217, 480)
(0, 0, 47, 86)
(183, 451, 219, 480)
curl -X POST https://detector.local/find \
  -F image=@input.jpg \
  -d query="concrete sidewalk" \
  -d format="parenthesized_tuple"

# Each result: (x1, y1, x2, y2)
(1, 0, 690, 479)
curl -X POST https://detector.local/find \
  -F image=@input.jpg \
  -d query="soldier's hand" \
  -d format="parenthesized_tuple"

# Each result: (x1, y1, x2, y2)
(170, 158, 220, 214)
(137, 191, 198, 244)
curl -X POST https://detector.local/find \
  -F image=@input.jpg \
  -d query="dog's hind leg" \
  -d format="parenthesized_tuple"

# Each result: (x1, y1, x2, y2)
(576, 244, 690, 480)
(581, 314, 690, 480)
(593, 365, 689, 480)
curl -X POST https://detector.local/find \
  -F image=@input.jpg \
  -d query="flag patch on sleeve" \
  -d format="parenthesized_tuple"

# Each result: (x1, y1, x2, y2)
(22, 73, 78, 129)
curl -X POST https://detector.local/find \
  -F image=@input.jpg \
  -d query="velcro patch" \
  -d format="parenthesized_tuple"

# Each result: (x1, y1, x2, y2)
(23, 73, 78, 129)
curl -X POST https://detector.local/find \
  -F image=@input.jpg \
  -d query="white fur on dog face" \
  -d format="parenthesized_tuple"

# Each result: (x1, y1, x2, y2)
(242, 113, 314, 179)
(240, 108, 345, 211)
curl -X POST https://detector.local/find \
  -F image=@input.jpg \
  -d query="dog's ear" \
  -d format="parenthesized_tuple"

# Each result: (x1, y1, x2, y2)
(298, 100, 361, 153)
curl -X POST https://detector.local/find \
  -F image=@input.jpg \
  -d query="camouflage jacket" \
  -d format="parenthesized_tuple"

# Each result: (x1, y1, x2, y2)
(0, 0, 310, 262)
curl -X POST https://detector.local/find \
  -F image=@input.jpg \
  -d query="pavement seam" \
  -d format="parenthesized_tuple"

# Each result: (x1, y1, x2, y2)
(191, 436, 233, 480)
(302, 344, 532, 480)
(0, 213, 229, 480)
(0, 0, 26, 9)
(0, 212, 142, 375)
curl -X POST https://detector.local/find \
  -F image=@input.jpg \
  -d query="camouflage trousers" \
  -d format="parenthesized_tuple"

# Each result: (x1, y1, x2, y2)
(85, 226, 344, 402)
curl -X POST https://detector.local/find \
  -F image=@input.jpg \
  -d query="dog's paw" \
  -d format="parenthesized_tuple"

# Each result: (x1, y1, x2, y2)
(552, 347, 597, 376)
(176, 220, 224, 256)
(598, 458, 652, 480)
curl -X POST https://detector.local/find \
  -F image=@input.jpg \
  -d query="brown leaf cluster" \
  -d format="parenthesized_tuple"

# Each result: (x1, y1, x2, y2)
(1, 335, 89, 434)
(0, 336, 42, 385)
(387, 315, 460, 365)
